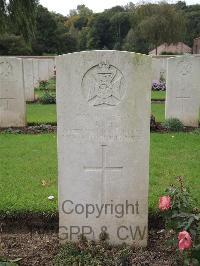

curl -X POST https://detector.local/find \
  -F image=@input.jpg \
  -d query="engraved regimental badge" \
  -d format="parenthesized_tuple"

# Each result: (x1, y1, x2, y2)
(0, 61, 12, 78)
(82, 62, 126, 106)
(177, 59, 192, 76)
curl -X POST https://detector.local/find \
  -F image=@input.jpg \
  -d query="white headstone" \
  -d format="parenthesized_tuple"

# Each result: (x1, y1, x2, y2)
(23, 59, 35, 102)
(38, 58, 55, 81)
(38, 59, 49, 81)
(151, 55, 177, 82)
(47, 58, 55, 78)
(33, 59, 39, 88)
(0, 57, 26, 127)
(165, 56, 200, 127)
(57, 51, 152, 246)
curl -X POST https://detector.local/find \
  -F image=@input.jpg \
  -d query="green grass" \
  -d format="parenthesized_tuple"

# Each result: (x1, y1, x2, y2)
(0, 134, 57, 213)
(151, 91, 166, 100)
(0, 132, 199, 214)
(26, 103, 165, 124)
(151, 103, 165, 122)
(27, 104, 56, 124)
(150, 132, 200, 211)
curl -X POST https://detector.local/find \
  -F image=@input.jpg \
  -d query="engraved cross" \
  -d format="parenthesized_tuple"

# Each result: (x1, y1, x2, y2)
(84, 145, 123, 201)
(0, 98, 15, 110)
(176, 96, 191, 114)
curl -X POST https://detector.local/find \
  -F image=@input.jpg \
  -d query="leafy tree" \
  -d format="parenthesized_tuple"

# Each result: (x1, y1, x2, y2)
(137, 3, 186, 54)
(122, 28, 135, 51)
(0, 34, 32, 55)
(0, 1, 199, 56)
(105, 5, 125, 14)
(64, 33, 78, 52)
(183, 5, 200, 46)
(0, 0, 7, 33)
(0, 0, 38, 42)
(124, 2, 135, 11)
(76, 5, 93, 16)
(87, 14, 113, 49)
(123, 28, 149, 53)
(69, 4, 93, 17)
(110, 12, 130, 49)
(32, 5, 60, 54)
(79, 27, 90, 50)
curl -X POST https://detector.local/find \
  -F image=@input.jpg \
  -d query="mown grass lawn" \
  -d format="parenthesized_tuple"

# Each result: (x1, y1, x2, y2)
(151, 103, 165, 122)
(151, 91, 166, 100)
(0, 134, 57, 214)
(27, 103, 165, 124)
(27, 104, 57, 124)
(0, 132, 199, 215)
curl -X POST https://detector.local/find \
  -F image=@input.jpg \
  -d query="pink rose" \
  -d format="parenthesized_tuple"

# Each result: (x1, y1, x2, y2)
(178, 231, 192, 251)
(159, 196, 171, 211)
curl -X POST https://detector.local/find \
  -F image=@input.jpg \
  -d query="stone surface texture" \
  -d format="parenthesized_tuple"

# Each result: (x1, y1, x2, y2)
(0, 57, 26, 127)
(33, 59, 39, 88)
(165, 56, 200, 127)
(23, 59, 35, 101)
(38, 58, 55, 81)
(57, 51, 152, 246)
(151, 55, 176, 82)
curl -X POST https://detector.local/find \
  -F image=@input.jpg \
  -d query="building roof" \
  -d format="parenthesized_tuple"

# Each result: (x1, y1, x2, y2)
(149, 42, 192, 55)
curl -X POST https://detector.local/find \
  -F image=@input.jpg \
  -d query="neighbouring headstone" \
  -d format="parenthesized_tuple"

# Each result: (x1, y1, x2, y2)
(33, 59, 39, 88)
(151, 55, 177, 82)
(165, 56, 200, 127)
(57, 51, 152, 246)
(47, 58, 55, 78)
(152, 56, 167, 82)
(38, 59, 49, 81)
(23, 59, 35, 102)
(0, 57, 26, 127)
(38, 58, 55, 81)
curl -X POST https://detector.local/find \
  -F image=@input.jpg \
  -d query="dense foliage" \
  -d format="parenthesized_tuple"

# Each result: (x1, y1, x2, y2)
(0, 1, 199, 55)
(163, 118, 185, 132)
(0, 0, 38, 41)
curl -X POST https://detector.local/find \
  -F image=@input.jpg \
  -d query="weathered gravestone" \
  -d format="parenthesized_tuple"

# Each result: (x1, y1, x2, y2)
(33, 59, 39, 88)
(23, 59, 35, 102)
(47, 58, 55, 78)
(165, 56, 200, 127)
(57, 51, 152, 246)
(151, 55, 176, 82)
(38, 59, 49, 81)
(0, 57, 26, 127)
(38, 58, 55, 81)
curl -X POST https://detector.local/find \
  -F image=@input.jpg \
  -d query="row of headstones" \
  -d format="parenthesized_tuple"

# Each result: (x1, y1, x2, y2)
(0, 53, 199, 127)
(0, 56, 55, 127)
(0, 51, 200, 246)
(152, 55, 200, 127)
(22, 56, 55, 101)
(152, 55, 200, 82)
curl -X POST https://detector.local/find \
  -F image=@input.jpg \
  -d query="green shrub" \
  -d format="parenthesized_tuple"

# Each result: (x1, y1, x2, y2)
(39, 91, 56, 104)
(0, 34, 32, 55)
(163, 118, 184, 132)
(39, 80, 48, 90)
